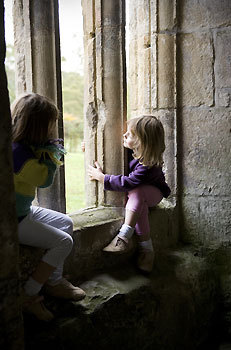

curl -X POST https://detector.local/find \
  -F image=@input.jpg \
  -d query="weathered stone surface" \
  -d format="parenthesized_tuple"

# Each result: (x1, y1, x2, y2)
(20, 205, 176, 283)
(182, 109, 231, 197)
(158, 0, 176, 31)
(82, 0, 126, 207)
(157, 34, 175, 108)
(149, 200, 178, 249)
(178, 32, 214, 107)
(23, 248, 218, 350)
(216, 88, 231, 107)
(181, 196, 231, 244)
(179, 0, 231, 31)
(214, 29, 231, 89)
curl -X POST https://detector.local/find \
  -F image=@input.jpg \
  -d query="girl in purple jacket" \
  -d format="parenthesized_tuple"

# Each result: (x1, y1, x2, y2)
(88, 115, 170, 273)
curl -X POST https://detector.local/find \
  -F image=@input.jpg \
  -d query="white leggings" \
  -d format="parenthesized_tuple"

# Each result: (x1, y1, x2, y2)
(18, 206, 73, 284)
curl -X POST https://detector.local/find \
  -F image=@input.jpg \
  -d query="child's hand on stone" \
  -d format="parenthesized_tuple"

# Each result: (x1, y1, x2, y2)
(88, 161, 105, 183)
(81, 141, 85, 152)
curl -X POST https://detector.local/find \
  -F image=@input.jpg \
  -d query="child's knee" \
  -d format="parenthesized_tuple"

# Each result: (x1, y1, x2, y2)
(64, 216, 74, 236)
(68, 217, 74, 234)
(62, 234, 73, 255)
(128, 187, 143, 200)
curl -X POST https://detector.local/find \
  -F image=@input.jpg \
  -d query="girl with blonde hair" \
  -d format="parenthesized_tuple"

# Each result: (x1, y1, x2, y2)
(12, 93, 85, 321)
(88, 115, 170, 273)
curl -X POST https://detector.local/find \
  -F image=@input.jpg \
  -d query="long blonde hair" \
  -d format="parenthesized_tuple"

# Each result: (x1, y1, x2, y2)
(128, 115, 165, 167)
(11, 93, 59, 145)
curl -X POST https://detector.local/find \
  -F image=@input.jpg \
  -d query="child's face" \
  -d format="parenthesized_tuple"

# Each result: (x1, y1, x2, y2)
(123, 127, 135, 149)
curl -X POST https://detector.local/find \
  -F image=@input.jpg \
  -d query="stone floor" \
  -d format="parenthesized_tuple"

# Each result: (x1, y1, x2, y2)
(219, 344, 231, 350)
(23, 247, 222, 350)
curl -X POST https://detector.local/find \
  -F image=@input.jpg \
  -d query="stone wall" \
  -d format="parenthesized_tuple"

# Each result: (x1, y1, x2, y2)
(0, 1, 24, 349)
(129, 0, 231, 245)
(178, 0, 231, 244)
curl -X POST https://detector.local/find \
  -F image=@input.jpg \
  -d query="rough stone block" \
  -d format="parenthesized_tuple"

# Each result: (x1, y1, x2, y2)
(216, 88, 231, 107)
(214, 29, 231, 89)
(150, 199, 178, 250)
(23, 248, 218, 350)
(182, 109, 231, 197)
(179, 0, 231, 31)
(136, 0, 151, 36)
(181, 196, 231, 244)
(157, 34, 175, 108)
(101, 0, 122, 27)
(178, 32, 214, 107)
(158, 0, 176, 31)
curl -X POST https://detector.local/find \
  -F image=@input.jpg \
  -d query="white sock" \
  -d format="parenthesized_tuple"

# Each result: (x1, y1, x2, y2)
(24, 277, 43, 296)
(138, 238, 153, 252)
(118, 223, 134, 242)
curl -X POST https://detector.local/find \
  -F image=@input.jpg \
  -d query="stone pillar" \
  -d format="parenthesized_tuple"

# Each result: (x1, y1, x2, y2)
(129, 0, 177, 200)
(13, 0, 65, 213)
(82, 0, 126, 207)
(0, 2, 24, 349)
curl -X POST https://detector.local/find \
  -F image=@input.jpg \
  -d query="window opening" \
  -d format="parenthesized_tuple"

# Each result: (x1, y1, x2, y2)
(59, 0, 85, 213)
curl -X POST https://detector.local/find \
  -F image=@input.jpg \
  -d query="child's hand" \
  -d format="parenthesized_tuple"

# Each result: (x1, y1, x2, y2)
(88, 161, 105, 183)
(81, 141, 85, 152)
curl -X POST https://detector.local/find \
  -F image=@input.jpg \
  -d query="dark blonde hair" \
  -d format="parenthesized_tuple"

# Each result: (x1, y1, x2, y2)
(11, 93, 59, 145)
(128, 115, 165, 167)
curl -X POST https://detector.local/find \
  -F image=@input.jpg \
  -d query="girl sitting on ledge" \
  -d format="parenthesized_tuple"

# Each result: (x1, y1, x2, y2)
(12, 93, 85, 322)
(88, 115, 170, 273)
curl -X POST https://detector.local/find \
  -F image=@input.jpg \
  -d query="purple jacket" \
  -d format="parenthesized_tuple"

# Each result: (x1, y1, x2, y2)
(104, 151, 171, 198)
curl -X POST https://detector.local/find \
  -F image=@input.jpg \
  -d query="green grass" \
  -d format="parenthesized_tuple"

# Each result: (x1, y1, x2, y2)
(65, 152, 85, 213)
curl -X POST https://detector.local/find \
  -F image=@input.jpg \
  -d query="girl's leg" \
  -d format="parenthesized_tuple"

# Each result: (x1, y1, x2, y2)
(30, 206, 73, 285)
(125, 186, 163, 272)
(126, 185, 163, 238)
(103, 185, 163, 254)
(18, 210, 73, 292)
(19, 207, 85, 301)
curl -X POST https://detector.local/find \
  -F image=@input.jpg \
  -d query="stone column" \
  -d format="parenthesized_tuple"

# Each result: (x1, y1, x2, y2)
(13, 0, 65, 213)
(82, 0, 126, 207)
(0, 2, 24, 348)
(129, 0, 177, 200)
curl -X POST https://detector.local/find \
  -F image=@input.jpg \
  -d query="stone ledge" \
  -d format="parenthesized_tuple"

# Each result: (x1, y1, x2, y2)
(19, 203, 177, 283)
(23, 246, 218, 350)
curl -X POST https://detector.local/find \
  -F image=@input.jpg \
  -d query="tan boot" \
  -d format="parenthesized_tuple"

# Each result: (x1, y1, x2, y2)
(137, 250, 154, 273)
(43, 278, 86, 301)
(103, 234, 131, 253)
(21, 292, 54, 322)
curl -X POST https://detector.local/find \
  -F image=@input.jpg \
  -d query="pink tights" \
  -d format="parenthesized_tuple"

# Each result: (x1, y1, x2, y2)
(126, 185, 163, 237)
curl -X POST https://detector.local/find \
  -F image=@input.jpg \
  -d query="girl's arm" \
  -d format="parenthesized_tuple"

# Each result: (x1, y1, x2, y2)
(88, 162, 105, 183)
(88, 161, 157, 192)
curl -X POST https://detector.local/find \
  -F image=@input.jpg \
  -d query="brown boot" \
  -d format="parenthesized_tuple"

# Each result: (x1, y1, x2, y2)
(43, 278, 86, 301)
(137, 250, 154, 273)
(103, 234, 131, 253)
(21, 292, 54, 322)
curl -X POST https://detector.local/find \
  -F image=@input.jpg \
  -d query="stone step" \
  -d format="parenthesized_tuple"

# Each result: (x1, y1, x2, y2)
(23, 246, 218, 350)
